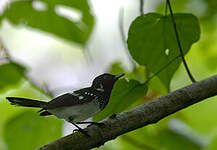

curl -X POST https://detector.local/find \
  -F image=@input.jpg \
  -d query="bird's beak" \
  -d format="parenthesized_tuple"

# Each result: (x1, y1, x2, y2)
(115, 74, 124, 80)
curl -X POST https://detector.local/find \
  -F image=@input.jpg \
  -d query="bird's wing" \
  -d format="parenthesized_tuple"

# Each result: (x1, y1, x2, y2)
(46, 88, 101, 109)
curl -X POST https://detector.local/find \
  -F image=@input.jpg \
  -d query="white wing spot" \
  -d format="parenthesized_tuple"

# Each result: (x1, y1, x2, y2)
(71, 92, 79, 96)
(96, 88, 104, 92)
(79, 96, 84, 100)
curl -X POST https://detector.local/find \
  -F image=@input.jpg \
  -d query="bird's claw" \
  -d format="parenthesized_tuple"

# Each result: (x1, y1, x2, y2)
(109, 114, 117, 119)
(94, 122, 105, 126)
(73, 129, 79, 133)
(87, 122, 105, 127)
(73, 129, 89, 137)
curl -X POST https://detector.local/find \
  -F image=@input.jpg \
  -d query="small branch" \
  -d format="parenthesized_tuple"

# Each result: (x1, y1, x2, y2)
(119, 7, 127, 49)
(145, 55, 180, 84)
(139, 0, 144, 15)
(165, 0, 168, 16)
(166, 0, 196, 83)
(118, 8, 137, 69)
(38, 75, 217, 150)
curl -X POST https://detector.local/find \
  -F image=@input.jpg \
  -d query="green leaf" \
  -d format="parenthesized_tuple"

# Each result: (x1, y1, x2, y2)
(0, 0, 94, 45)
(109, 62, 147, 82)
(120, 121, 202, 150)
(93, 79, 148, 122)
(156, 0, 189, 14)
(127, 13, 200, 90)
(109, 62, 126, 76)
(4, 111, 63, 150)
(0, 62, 25, 92)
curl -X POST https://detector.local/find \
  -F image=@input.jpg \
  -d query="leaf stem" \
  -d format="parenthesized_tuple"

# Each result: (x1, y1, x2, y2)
(140, 0, 144, 15)
(166, 0, 196, 83)
(145, 55, 181, 84)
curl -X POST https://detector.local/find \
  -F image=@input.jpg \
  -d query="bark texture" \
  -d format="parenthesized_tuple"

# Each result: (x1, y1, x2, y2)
(38, 75, 217, 150)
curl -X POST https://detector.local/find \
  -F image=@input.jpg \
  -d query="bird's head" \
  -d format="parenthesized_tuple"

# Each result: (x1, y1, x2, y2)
(91, 73, 124, 92)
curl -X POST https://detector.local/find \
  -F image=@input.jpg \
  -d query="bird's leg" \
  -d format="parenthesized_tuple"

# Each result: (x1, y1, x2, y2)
(71, 122, 89, 136)
(109, 113, 117, 119)
(68, 117, 89, 136)
(76, 121, 105, 127)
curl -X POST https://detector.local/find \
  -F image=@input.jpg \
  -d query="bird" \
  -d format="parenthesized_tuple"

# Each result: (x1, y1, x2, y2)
(6, 73, 124, 135)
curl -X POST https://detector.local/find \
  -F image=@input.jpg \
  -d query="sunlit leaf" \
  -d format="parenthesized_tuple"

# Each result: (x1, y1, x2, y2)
(94, 79, 148, 122)
(4, 111, 62, 150)
(109, 62, 146, 82)
(0, 0, 94, 45)
(0, 62, 25, 92)
(109, 62, 126, 75)
(127, 13, 200, 90)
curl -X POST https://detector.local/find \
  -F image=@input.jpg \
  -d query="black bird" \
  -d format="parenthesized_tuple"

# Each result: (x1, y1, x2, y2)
(6, 73, 124, 135)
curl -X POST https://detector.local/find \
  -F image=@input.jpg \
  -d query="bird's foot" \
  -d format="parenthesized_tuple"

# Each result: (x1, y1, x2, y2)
(76, 121, 105, 127)
(91, 122, 105, 127)
(109, 113, 117, 119)
(73, 128, 89, 137)
(89, 122, 105, 127)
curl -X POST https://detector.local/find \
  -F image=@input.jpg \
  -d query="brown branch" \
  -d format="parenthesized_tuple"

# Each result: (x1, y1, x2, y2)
(38, 75, 217, 150)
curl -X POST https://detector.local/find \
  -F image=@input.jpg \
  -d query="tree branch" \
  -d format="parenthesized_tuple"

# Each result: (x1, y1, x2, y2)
(38, 75, 217, 150)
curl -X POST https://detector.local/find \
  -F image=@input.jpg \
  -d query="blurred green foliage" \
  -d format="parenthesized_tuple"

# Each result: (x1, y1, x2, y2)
(119, 122, 202, 150)
(0, 0, 94, 45)
(4, 111, 62, 150)
(0, 62, 25, 93)
(0, 0, 217, 150)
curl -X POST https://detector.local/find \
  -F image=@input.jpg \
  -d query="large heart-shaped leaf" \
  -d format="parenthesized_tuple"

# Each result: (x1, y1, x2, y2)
(4, 111, 63, 150)
(0, 0, 94, 45)
(127, 13, 200, 90)
(94, 79, 148, 122)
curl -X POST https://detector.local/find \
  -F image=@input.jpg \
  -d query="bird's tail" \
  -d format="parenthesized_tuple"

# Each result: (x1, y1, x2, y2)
(6, 97, 47, 108)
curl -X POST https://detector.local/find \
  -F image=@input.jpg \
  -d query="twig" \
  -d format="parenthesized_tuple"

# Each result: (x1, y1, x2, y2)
(145, 55, 180, 84)
(166, 0, 196, 83)
(118, 7, 146, 82)
(165, 0, 168, 16)
(118, 7, 135, 66)
(140, 0, 144, 15)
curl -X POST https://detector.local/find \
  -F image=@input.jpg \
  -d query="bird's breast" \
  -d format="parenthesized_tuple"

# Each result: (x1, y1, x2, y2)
(48, 99, 101, 122)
